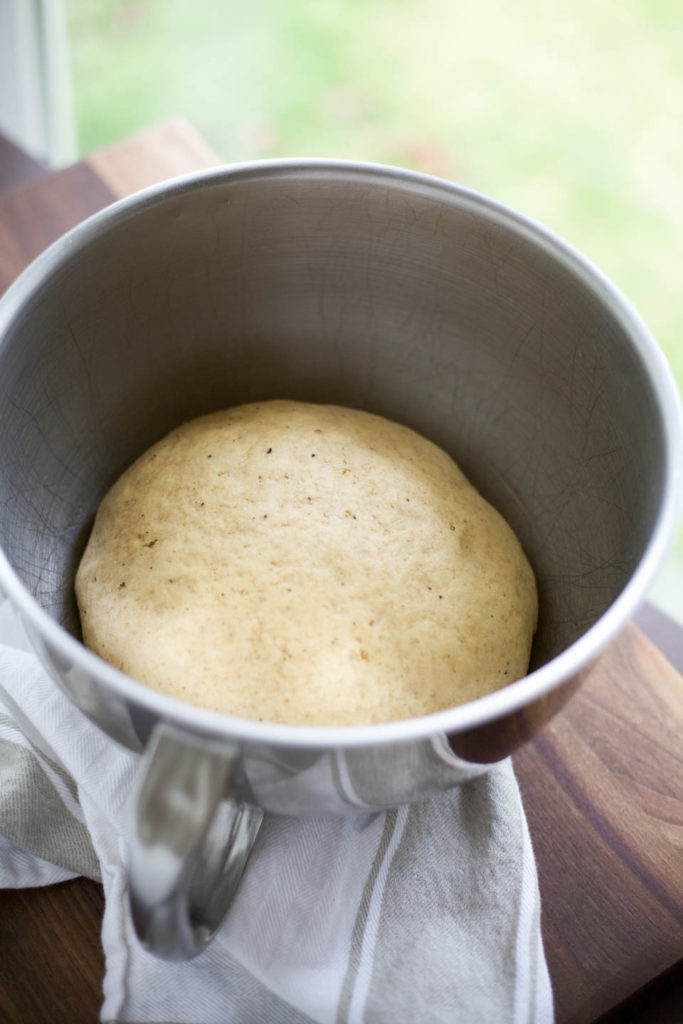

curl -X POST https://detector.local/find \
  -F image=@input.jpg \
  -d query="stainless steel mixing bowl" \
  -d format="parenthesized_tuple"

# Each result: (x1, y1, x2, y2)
(0, 161, 680, 958)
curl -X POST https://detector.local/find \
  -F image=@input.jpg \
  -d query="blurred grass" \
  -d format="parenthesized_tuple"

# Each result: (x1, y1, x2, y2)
(67, 0, 683, 612)
(67, 0, 683, 385)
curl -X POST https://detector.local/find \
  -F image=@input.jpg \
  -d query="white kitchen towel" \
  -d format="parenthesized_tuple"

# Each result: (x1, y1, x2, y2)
(0, 601, 553, 1024)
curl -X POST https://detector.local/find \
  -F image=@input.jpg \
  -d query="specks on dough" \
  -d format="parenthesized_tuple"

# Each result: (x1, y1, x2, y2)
(75, 399, 537, 726)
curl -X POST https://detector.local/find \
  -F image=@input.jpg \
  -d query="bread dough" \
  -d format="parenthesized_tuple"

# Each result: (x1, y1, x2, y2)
(76, 400, 537, 725)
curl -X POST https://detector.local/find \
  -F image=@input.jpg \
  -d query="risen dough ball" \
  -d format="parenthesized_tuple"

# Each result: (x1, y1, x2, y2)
(76, 400, 537, 725)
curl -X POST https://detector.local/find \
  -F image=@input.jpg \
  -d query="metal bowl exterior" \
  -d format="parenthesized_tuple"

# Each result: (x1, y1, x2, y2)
(0, 160, 680, 816)
(15, 597, 591, 812)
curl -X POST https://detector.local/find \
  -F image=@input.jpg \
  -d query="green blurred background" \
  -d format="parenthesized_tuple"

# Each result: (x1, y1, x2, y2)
(66, 0, 683, 615)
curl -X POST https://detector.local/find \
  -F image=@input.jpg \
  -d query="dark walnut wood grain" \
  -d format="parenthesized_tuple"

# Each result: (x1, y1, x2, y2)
(515, 623, 683, 1024)
(0, 122, 681, 1024)
(0, 133, 47, 195)
(0, 119, 216, 296)
(597, 961, 683, 1024)
(0, 162, 115, 295)
(635, 603, 683, 675)
(0, 879, 105, 1024)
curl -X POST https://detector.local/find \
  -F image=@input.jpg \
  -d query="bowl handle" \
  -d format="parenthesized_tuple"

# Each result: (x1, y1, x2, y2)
(127, 721, 262, 959)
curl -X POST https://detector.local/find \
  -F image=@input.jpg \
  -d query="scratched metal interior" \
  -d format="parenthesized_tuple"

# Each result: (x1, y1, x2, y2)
(0, 170, 665, 670)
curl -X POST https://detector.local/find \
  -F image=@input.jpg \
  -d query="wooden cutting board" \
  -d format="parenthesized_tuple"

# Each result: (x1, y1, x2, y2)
(0, 121, 681, 1024)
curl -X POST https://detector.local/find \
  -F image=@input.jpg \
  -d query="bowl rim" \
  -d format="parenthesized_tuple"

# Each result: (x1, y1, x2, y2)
(0, 157, 681, 750)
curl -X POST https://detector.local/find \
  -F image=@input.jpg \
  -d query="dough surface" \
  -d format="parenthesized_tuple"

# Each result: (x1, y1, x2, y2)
(76, 400, 537, 725)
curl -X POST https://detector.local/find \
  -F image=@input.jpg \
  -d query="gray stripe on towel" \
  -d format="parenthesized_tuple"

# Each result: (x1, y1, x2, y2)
(0, 708, 81, 805)
(363, 766, 525, 1024)
(0, 737, 100, 882)
(336, 808, 399, 1023)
